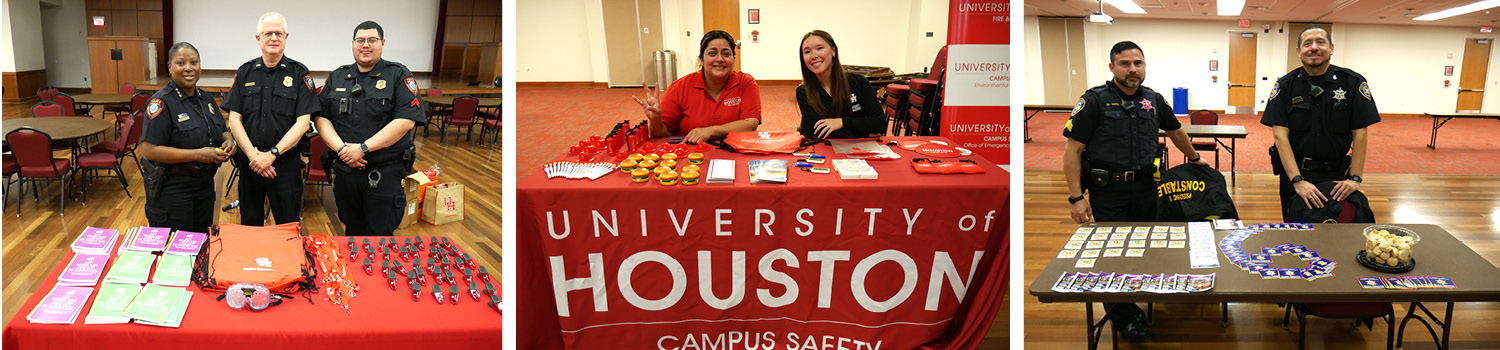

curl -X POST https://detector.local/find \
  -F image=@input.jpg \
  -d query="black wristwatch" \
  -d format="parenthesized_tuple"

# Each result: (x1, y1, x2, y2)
(1290, 175, 1305, 183)
(1348, 175, 1363, 183)
(267, 147, 280, 157)
(1068, 195, 1086, 204)
(1187, 155, 1202, 163)
(359, 143, 370, 152)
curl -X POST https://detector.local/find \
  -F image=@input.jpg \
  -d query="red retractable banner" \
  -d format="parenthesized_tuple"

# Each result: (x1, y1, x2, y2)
(941, 0, 1011, 165)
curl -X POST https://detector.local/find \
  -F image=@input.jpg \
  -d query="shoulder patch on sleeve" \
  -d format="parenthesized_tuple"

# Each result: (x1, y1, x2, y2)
(1072, 97, 1086, 116)
(1269, 82, 1280, 101)
(404, 77, 418, 96)
(146, 99, 164, 120)
(1359, 81, 1371, 100)
(304, 74, 316, 94)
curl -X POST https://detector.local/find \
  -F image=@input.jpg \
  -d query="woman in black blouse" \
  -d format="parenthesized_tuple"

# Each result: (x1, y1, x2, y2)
(796, 30, 884, 140)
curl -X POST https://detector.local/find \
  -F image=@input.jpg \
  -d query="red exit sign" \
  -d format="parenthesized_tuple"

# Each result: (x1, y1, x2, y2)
(1239, 19, 1250, 27)
(1483, 26, 1493, 33)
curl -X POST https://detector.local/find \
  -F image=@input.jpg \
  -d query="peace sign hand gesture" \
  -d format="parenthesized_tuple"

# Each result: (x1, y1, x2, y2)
(631, 82, 663, 122)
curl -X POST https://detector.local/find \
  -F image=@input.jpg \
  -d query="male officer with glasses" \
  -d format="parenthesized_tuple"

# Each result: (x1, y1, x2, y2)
(223, 12, 319, 226)
(314, 21, 424, 236)
(1262, 24, 1380, 221)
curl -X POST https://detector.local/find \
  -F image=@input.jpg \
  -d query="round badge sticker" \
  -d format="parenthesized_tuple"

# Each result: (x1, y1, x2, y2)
(914, 143, 960, 158)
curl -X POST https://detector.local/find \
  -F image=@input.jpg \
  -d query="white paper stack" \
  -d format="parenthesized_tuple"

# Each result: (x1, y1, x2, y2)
(706, 159, 735, 184)
(1187, 221, 1220, 269)
(832, 159, 878, 180)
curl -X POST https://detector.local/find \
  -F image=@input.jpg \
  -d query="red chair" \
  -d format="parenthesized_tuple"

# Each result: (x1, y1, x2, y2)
(32, 101, 66, 117)
(1284, 302, 1394, 350)
(304, 136, 332, 188)
(886, 46, 947, 136)
(1189, 109, 1221, 167)
(3, 154, 17, 200)
(882, 84, 911, 136)
(115, 93, 150, 139)
(424, 88, 450, 137)
(104, 84, 136, 120)
(479, 112, 502, 151)
(6, 127, 75, 216)
(442, 97, 479, 146)
(91, 111, 145, 174)
(36, 87, 55, 102)
(77, 114, 136, 203)
(51, 92, 86, 117)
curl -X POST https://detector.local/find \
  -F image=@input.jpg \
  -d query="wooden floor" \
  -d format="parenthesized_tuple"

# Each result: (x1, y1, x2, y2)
(1022, 169, 1500, 349)
(1, 101, 501, 328)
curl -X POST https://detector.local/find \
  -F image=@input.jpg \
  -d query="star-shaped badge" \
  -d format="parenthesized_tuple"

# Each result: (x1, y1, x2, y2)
(1333, 88, 1347, 101)
(1140, 100, 1154, 111)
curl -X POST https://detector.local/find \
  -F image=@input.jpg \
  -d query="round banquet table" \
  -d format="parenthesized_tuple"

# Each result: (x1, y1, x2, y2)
(2, 117, 115, 141)
(70, 93, 135, 105)
(421, 96, 503, 107)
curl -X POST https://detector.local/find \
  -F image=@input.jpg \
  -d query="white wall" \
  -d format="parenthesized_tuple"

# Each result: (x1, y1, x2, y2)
(174, 0, 440, 72)
(4, 0, 49, 72)
(736, 0, 915, 80)
(514, 0, 601, 82)
(517, 0, 949, 84)
(40, 0, 90, 88)
(1026, 16, 1500, 114)
(1021, 15, 1044, 105)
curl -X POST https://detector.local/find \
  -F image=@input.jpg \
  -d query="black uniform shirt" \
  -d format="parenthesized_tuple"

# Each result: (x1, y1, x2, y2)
(314, 59, 426, 164)
(1063, 80, 1182, 145)
(796, 72, 885, 139)
(142, 81, 227, 168)
(221, 56, 321, 153)
(1260, 65, 1380, 161)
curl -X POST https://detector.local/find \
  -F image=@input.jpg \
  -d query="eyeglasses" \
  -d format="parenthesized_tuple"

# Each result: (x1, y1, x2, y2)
(354, 37, 382, 45)
(260, 32, 287, 39)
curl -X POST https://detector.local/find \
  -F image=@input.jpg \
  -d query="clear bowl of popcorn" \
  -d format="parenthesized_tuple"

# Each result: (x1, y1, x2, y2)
(1363, 225, 1419, 268)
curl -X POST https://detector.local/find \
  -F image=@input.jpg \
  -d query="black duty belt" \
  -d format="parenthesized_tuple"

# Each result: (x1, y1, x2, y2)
(168, 164, 218, 177)
(1094, 169, 1141, 183)
(332, 159, 402, 173)
(1297, 157, 1342, 172)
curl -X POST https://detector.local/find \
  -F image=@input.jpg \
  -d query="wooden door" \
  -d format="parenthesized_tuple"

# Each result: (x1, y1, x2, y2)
(1457, 38, 1491, 112)
(603, 0, 644, 87)
(638, 0, 665, 86)
(702, 0, 740, 72)
(1038, 17, 1086, 105)
(1227, 31, 1257, 111)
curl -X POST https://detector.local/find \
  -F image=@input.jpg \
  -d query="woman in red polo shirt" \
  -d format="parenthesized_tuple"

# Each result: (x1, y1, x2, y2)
(796, 30, 884, 140)
(633, 30, 762, 144)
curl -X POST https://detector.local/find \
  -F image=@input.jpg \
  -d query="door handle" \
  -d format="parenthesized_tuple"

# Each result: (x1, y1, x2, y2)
(1459, 89, 1484, 93)
(1228, 84, 1255, 88)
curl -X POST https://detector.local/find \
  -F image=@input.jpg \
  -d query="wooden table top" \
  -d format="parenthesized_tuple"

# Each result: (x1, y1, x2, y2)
(1158, 124, 1249, 138)
(71, 94, 135, 105)
(422, 96, 503, 107)
(1425, 112, 1500, 118)
(1024, 104, 1077, 110)
(2, 117, 115, 140)
(1029, 223, 1500, 303)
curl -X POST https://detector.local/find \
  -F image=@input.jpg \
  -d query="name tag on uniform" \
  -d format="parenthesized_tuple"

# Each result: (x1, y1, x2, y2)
(336, 88, 347, 92)
(244, 82, 256, 87)
(177, 113, 190, 122)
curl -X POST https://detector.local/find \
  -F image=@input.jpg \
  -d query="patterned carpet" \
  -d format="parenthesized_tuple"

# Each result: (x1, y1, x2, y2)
(1024, 111, 1500, 175)
(516, 86, 802, 180)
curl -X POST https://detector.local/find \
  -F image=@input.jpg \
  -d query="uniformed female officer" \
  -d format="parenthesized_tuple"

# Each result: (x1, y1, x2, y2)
(140, 42, 237, 233)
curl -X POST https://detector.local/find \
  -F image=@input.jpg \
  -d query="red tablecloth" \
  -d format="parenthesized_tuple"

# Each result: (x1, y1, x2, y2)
(518, 137, 1010, 350)
(3, 236, 502, 350)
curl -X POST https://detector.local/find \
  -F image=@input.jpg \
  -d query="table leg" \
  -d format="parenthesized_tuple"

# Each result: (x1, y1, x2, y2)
(1025, 110, 1038, 143)
(1087, 302, 1097, 350)
(1396, 301, 1454, 350)
(1230, 138, 1236, 186)
(1428, 116, 1439, 149)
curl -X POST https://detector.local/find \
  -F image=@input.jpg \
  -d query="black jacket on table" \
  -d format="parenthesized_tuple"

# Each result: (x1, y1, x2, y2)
(796, 72, 884, 139)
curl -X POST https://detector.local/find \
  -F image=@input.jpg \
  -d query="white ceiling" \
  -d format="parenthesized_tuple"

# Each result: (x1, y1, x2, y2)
(1026, 0, 1500, 27)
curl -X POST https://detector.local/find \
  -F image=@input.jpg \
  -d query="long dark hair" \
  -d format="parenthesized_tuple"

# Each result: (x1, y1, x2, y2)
(799, 30, 849, 119)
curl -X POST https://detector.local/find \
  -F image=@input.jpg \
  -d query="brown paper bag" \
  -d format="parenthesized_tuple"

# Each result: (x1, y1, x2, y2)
(421, 183, 465, 225)
(400, 172, 433, 228)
